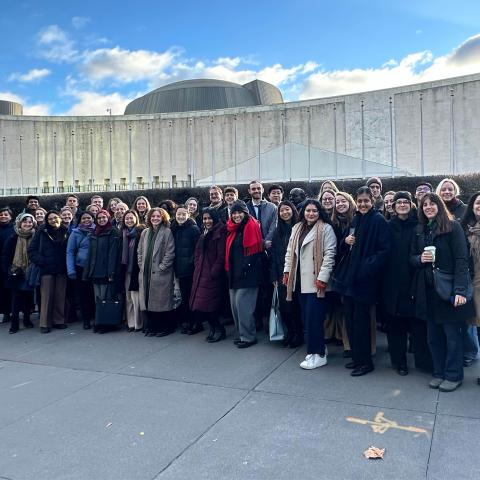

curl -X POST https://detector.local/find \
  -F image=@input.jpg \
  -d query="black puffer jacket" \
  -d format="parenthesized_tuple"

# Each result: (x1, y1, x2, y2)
(28, 225, 68, 277)
(83, 228, 121, 286)
(171, 219, 201, 278)
(382, 212, 418, 317)
(228, 229, 263, 289)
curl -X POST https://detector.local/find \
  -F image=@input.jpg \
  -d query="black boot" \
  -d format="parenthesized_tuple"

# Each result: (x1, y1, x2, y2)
(9, 315, 19, 333)
(208, 325, 226, 343)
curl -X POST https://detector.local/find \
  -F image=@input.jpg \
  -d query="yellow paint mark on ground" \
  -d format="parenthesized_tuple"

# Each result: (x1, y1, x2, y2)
(346, 411, 429, 436)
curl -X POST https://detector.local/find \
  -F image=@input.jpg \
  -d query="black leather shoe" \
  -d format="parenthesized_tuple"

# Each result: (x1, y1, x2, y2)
(351, 365, 374, 377)
(187, 324, 204, 335)
(208, 330, 226, 343)
(237, 339, 257, 349)
(345, 361, 357, 369)
(233, 339, 242, 345)
(206, 329, 215, 341)
(40, 327, 51, 334)
(397, 365, 409, 376)
(53, 324, 67, 329)
(9, 328, 19, 334)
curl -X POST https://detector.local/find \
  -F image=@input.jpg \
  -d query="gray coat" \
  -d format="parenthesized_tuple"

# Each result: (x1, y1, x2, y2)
(138, 225, 175, 312)
(246, 199, 277, 242)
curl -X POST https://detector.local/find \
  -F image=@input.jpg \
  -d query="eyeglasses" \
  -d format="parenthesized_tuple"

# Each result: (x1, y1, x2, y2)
(416, 187, 430, 193)
(395, 200, 410, 206)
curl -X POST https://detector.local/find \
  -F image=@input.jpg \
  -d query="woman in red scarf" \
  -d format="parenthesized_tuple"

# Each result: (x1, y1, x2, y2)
(225, 201, 263, 348)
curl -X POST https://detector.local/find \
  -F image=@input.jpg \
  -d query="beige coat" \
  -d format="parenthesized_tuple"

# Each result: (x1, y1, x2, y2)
(138, 225, 175, 312)
(283, 222, 337, 294)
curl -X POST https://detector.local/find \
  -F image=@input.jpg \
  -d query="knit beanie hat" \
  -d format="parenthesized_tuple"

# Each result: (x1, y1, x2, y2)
(230, 200, 249, 215)
(366, 177, 382, 189)
(393, 191, 412, 203)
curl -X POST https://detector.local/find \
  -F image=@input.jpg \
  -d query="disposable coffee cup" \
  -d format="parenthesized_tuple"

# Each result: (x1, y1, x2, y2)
(424, 246, 436, 262)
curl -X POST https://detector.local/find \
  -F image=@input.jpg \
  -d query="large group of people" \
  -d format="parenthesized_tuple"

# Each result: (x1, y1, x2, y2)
(1, 176, 479, 392)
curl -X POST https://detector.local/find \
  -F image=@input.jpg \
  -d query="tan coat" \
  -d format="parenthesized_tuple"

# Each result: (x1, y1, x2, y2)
(284, 222, 337, 294)
(138, 225, 175, 312)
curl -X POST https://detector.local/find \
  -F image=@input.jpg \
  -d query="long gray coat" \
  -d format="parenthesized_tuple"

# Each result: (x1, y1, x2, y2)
(138, 225, 175, 312)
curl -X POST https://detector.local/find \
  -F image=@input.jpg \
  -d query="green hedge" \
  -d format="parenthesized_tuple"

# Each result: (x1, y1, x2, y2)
(2, 173, 479, 217)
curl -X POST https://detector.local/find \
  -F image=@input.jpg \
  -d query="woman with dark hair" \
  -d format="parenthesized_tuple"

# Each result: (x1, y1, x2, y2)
(334, 186, 391, 376)
(283, 199, 337, 369)
(436, 178, 466, 221)
(383, 191, 396, 220)
(131, 196, 151, 225)
(269, 200, 302, 347)
(83, 209, 122, 333)
(107, 197, 122, 218)
(158, 199, 177, 220)
(1, 213, 36, 333)
(226, 201, 263, 348)
(121, 210, 145, 332)
(411, 193, 474, 392)
(170, 204, 201, 334)
(382, 192, 424, 375)
(67, 211, 96, 329)
(460, 191, 480, 374)
(0, 207, 15, 323)
(319, 189, 336, 218)
(28, 210, 69, 333)
(138, 208, 175, 337)
(190, 207, 227, 342)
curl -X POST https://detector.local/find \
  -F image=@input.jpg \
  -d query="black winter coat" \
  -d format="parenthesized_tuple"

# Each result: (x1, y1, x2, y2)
(228, 228, 263, 290)
(122, 227, 144, 292)
(446, 199, 467, 221)
(269, 222, 294, 283)
(410, 220, 475, 324)
(382, 213, 418, 317)
(28, 226, 68, 277)
(171, 219, 201, 278)
(83, 228, 121, 287)
(334, 209, 391, 305)
(0, 222, 15, 277)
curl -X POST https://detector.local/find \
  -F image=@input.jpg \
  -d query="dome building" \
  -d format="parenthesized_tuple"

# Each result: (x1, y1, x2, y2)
(124, 79, 283, 114)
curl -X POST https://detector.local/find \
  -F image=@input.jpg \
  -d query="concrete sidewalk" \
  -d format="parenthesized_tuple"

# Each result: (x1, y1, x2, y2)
(0, 320, 479, 480)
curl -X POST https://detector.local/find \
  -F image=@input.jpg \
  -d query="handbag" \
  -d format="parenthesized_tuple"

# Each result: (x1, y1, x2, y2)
(432, 266, 473, 302)
(269, 285, 284, 341)
(95, 288, 124, 326)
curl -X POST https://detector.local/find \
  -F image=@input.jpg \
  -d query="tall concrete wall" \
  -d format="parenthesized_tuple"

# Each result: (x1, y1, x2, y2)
(0, 73, 479, 194)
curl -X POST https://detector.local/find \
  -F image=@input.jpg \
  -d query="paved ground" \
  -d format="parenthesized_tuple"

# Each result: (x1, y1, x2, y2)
(0, 319, 479, 480)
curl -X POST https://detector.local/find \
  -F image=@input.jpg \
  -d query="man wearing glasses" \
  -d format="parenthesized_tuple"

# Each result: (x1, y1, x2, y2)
(414, 182, 433, 204)
(366, 177, 384, 212)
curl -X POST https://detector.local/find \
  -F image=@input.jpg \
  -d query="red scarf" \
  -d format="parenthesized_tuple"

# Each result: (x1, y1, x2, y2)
(94, 209, 113, 236)
(225, 217, 263, 271)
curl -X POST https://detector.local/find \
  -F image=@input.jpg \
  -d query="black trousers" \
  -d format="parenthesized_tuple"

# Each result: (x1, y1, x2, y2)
(177, 275, 193, 327)
(75, 266, 95, 323)
(11, 283, 34, 330)
(344, 296, 373, 367)
(385, 314, 412, 367)
(278, 284, 302, 340)
(146, 311, 175, 334)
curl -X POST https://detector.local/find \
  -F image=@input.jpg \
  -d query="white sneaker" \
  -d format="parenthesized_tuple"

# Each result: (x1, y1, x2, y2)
(300, 354, 327, 370)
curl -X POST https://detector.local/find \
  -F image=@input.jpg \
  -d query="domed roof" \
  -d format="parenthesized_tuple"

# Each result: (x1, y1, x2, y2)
(124, 78, 283, 114)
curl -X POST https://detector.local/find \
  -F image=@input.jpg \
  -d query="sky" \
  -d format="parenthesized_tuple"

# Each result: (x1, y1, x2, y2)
(1, 0, 480, 116)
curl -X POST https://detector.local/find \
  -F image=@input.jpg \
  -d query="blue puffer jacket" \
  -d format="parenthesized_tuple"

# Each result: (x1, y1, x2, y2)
(66, 227, 92, 276)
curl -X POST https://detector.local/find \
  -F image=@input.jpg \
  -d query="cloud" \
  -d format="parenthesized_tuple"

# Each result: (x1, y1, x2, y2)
(71, 16, 90, 29)
(299, 33, 480, 99)
(63, 90, 133, 115)
(80, 46, 180, 82)
(0, 91, 51, 115)
(9, 68, 51, 82)
(37, 25, 78, 63)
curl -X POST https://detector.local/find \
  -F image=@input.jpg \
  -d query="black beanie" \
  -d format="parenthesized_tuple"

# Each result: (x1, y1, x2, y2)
(230, 200, 249, 215)
(393, 191, 412, 203)
(366, 177, 382, 189)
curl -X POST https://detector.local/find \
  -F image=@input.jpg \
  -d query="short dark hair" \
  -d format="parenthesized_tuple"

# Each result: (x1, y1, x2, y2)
(26, 195, 40, 204)
(268, 184, 283, 194)
(67, 194, 78, 200)
(356, 186, 374, 200)
(224, 186, 238, 196)
(0, 206, 13, 217)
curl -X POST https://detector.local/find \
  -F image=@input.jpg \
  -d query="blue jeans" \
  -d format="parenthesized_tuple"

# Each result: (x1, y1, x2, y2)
(299, 293, 328, 356)
(427, 320, 464, 382)
(462, 324, 479, 361)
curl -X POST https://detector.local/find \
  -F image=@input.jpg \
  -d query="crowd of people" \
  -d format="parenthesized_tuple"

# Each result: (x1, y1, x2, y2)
(0, 176, 479, 392)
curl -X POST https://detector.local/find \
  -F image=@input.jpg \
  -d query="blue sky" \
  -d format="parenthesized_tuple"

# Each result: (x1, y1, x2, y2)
(1, 0, 480, 115)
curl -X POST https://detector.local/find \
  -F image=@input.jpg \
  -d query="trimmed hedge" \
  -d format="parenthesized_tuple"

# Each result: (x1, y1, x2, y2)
(1, 173, 479, 217)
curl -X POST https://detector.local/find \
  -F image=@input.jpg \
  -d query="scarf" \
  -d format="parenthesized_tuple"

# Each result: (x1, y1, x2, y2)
(12, 226, 35, 273)
(445, 197, 459, 212)
(286, 221, 325, 301)
(122, 227, 137, 272)
(467, 221, 480, 263)
(77, 223, 95, 234)
(225, 217, 263, 271)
